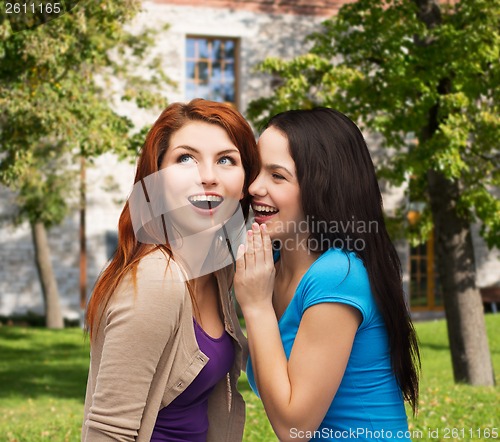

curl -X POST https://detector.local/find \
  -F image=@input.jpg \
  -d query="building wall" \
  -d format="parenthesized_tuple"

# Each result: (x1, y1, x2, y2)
(0, 154, 134, 320)
(153, 0, 351, 16)
(136, 0, 330, 111)
(0, 0, 498, 320)
(0, 1, 330, 319)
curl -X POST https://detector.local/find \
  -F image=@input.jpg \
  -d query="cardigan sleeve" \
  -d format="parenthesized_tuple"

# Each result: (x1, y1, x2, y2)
(83, 257, 187, 441)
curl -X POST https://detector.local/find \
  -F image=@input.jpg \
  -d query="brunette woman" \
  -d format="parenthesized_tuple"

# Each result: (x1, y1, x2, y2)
(235, 108, 420, 441)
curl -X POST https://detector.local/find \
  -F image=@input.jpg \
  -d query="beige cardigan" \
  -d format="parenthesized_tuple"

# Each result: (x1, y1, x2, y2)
(82, 249, 247, 441)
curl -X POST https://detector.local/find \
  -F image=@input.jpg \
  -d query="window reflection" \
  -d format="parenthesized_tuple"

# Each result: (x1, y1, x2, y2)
(186, 37, 238, 106)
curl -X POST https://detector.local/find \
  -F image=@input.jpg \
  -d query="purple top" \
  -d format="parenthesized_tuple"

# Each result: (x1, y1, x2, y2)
(150, 318, 235, 442)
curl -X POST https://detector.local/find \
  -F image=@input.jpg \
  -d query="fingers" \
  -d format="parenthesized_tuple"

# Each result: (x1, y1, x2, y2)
(235, 243, 245, 273)
(236, 242, 245, 261)
(236, 223, 270, 273)
(261, 223, 273, 265)
(245, 228, 255, 269)
(252, 222, 262, 257)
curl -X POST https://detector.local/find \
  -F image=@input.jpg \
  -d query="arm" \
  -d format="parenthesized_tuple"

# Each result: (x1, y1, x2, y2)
(235, 225, 361, 442)
(84, 259, 186, 441)
(245, 301, 360, 442)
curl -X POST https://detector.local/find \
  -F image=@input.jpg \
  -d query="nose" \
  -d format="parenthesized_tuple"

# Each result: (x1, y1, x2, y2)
(197, 162, 218, 187)
(248, 172, 266, 197)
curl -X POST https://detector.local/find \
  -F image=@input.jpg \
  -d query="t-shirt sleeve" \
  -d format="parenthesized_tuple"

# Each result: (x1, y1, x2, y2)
(300, 250, 375, 329)
(84, 258, 187, 441)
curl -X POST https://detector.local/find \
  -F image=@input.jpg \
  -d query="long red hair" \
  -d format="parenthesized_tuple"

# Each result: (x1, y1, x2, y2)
(85, 99, 259, 340)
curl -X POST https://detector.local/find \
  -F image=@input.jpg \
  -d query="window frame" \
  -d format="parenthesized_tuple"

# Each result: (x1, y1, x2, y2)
(185, 35, 240, 109)
(408, 229, 444, 311)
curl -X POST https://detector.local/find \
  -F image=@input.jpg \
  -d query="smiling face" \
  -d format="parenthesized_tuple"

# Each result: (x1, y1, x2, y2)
(249, 126, 305, 241)
(159, 121, 245, 236)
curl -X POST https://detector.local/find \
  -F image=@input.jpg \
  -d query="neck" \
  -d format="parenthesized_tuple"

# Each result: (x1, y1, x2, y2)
(275, 235, 321, 282)
(192, 273, 216, 292)
(169, 226, 224, 281)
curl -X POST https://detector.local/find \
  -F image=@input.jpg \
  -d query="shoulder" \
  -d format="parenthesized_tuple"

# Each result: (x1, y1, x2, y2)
(136, 248, 186, 285)
(300, 248, 375, 326)
(109, 249, 188, 320)
(304, 248, 368, 288)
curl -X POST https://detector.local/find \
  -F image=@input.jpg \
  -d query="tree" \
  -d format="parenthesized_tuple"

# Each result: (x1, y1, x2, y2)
(248, 0, 499, 385)
(0, 0, 172, 328)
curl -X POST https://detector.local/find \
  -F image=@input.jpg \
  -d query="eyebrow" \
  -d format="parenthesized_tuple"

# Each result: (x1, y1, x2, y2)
(172, 145, 241, 156)
(264, 163, 294, 176)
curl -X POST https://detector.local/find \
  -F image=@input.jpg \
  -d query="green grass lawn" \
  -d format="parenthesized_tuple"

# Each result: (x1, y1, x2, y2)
(0, 315, 498, 442)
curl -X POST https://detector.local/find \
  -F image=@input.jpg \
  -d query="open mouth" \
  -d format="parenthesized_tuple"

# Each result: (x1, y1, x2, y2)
(252, 203, 279, 218)
(188, 194, 223, 210)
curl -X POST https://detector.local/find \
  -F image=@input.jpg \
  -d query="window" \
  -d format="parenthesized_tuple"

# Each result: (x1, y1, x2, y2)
(409, 230, 443, 310)
(186, 37, 238, 106)
(406, 175, 443, 311)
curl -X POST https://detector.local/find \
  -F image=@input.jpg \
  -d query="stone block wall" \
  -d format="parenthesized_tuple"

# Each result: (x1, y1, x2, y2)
(0, 154, 135, 320)
(1, 1, 498, 320)
(0, 1, 328, 319)
(153, 0, 352, 17)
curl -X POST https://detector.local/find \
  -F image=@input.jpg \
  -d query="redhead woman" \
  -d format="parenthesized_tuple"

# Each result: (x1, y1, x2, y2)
(82, 99, 259, 442)
(234, 108, 420, 441)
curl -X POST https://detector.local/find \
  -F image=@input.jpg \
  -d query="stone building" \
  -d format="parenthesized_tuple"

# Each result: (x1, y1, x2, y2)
(0, 0, 498, 321)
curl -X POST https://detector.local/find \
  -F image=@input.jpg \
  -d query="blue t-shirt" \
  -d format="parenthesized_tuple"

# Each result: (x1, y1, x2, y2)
(247, 248, 410, 441)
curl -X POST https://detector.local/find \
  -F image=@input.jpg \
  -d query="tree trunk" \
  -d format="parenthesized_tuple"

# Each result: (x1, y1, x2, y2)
(427, 171, 494, 385)
(415, 0, 494, 387)
(79, 155, 87, 328)
(31, 221, 64, 329)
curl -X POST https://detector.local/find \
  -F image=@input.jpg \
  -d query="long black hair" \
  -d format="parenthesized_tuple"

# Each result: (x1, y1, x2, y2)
(266, 108, 420, 413)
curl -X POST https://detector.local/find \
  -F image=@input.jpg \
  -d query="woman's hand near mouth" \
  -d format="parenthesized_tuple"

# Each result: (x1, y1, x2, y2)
(234, 222, 275, 313)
